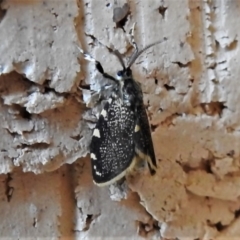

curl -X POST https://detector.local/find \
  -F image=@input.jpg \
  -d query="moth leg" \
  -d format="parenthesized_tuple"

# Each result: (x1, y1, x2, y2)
(147, 161, 156, 175)
(94, 84, 114, 105)
(77, 46, 117, 82)
(129, 22, 138, 54)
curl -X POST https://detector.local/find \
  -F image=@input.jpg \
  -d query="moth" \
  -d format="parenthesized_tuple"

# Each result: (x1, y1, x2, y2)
(78, 24, 166, 186)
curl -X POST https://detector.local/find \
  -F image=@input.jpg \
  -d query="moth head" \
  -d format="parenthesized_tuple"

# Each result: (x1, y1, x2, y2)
(116, 68, 132, 80)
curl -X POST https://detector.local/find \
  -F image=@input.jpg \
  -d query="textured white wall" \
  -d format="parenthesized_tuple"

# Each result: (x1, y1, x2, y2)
(0, 0, 240, 239)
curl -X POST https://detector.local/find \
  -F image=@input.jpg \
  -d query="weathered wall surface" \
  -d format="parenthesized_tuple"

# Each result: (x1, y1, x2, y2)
(0, 0, 240, 239)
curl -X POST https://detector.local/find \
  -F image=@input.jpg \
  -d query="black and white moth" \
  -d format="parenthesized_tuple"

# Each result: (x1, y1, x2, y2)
(79, 24, 166, 186)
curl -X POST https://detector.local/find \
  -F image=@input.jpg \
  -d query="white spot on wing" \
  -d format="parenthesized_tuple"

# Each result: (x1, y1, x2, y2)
(101, 109, 107, 118)
(93, 129, 100, 138)
(91, 153, 97, 160)
(108, 98, 113, 104)
(134, 125, 140, 132)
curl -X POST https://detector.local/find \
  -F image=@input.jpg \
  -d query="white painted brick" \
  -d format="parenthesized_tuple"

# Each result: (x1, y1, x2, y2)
(1, 0, 240, 239)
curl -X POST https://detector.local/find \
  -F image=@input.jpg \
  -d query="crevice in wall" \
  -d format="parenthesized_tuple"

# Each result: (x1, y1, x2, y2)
(150, 124, 158, 132)
(158, 5, 167, 19)
(163, 83, 175, 91)
(172, 61, 191, 68)
(160, 113, 181, 128)
(113, 3, 130, 31)
(20, 142, 50, 149)
(4, 173, 14, 202)
(200, 101, 226, 117)
(234, 208, 240, 218)
(0, 0, 6, 24)
(226, 39, 238, 51)
(32, 217, 37, 228)
(179, 157, 214, 174)
(81, 213, 100, 231)
(18, 105, 32, 120)
(136, 219, 160, 238)
(207, 219, 226, 232)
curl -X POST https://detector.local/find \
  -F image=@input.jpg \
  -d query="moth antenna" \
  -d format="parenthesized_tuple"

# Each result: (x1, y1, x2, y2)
(107, 47, 126, 70)
(76, 45, 117, 82)
(128, 37, 167, 68)
(106, 23, 137, 70)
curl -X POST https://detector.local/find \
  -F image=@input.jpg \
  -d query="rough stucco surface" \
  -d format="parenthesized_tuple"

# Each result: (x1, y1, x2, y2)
(1, 0, 240, 239)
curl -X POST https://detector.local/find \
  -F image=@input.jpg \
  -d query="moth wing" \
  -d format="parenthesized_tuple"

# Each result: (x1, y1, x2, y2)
(90, 99, 136, 186)
(133, 103, 157, 174)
